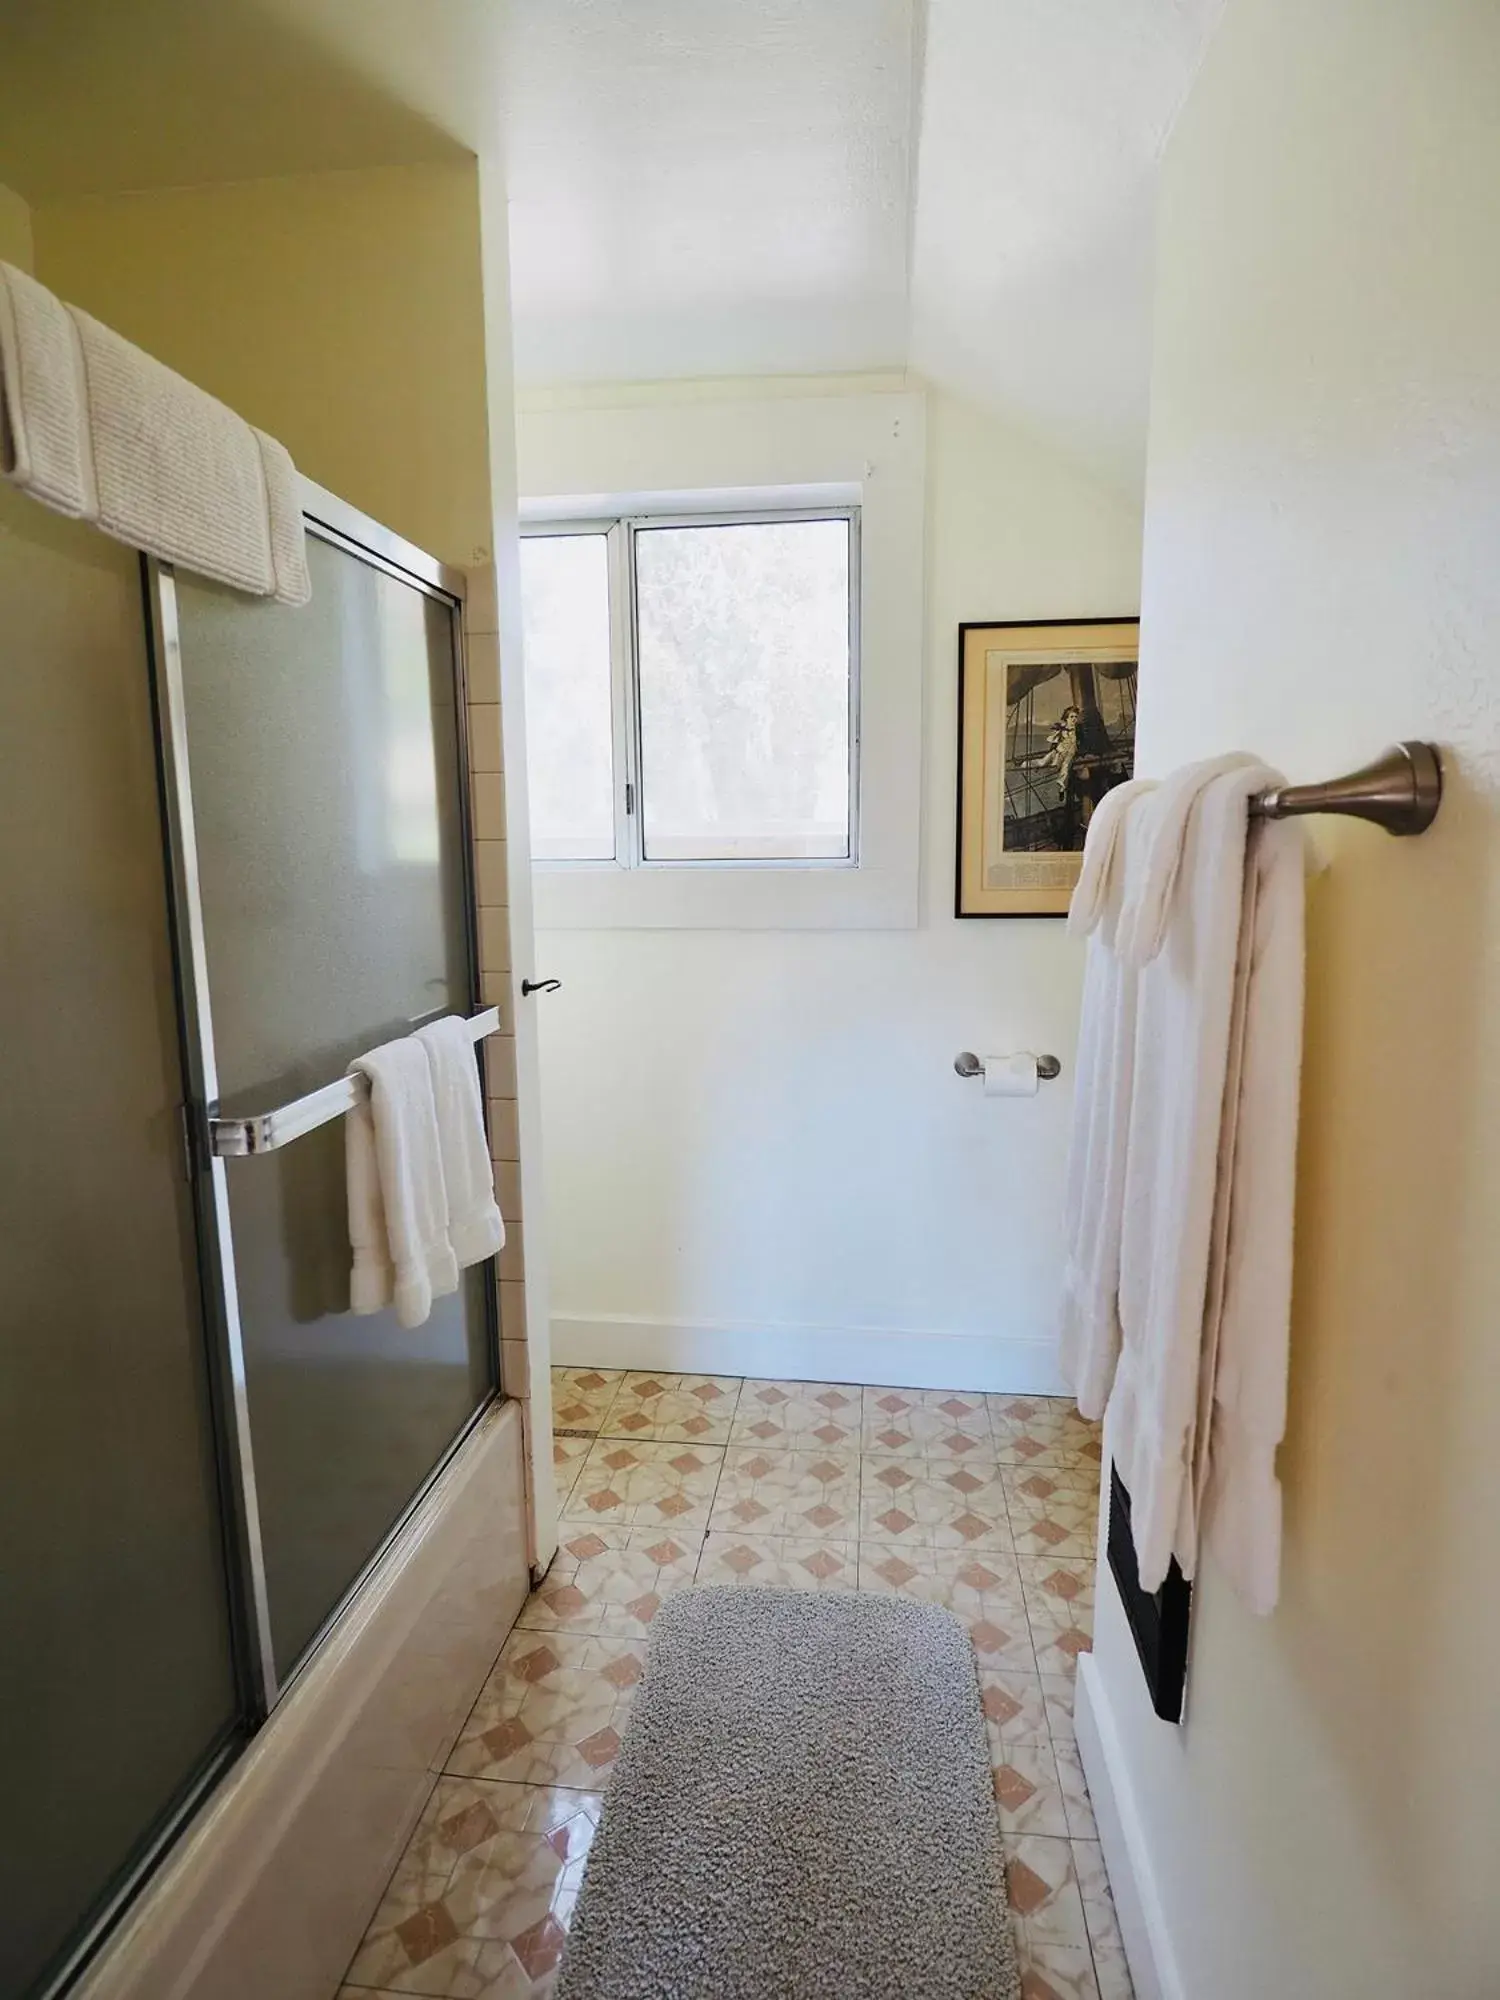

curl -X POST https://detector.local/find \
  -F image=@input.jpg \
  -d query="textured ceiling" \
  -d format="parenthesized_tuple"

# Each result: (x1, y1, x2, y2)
(504, 0, 1226, 490)
(503, 0, 919, 387)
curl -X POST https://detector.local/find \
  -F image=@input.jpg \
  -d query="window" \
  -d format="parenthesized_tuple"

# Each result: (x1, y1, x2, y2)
(518, 510, 858, 869)
(513, 531, 615, 861)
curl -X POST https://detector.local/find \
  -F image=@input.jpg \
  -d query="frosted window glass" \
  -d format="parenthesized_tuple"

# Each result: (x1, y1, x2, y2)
(634, 519, 852, 861)
(519, 534, 615, 860)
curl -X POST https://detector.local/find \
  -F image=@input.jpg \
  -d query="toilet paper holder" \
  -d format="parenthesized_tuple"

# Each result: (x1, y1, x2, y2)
(954, 1050, 1062, 1082)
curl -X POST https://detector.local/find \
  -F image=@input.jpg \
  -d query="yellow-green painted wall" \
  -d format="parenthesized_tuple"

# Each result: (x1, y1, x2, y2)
(0, 180, 33, 272)
(32, 162, 490, 569)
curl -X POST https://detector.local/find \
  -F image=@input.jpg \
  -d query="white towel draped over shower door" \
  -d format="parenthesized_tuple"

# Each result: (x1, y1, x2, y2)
(0, 259, 310, 604)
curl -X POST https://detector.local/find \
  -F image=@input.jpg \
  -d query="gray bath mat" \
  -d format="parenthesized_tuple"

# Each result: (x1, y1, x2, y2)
(555, 1585, 1020, 2000)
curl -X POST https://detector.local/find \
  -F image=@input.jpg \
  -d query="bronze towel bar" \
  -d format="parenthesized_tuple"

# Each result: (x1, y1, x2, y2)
(1248, 740, 1441, 836)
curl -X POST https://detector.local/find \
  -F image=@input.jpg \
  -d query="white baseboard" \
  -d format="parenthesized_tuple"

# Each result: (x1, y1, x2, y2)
(1075, 1652, 1186, 2000)
(551, 1312, 1065, 1394)
(76, 1402, 530, 2000)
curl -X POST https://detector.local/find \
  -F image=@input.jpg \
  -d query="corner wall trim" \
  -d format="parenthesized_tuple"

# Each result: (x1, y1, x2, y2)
(551, 1313, 1065, 1394)
(1075, 1653, 1187, 2000)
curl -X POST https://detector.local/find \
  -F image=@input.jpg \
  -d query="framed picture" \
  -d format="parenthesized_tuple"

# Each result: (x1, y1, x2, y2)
(956, 617, 1140, 918)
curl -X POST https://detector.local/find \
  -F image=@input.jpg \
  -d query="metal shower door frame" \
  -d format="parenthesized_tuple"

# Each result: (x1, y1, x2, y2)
(143, 483, 497, 1720)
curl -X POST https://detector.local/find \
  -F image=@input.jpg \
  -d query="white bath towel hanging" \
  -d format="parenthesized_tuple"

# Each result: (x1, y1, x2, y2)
(1056, 777, 1158, 1418)
(346, 1037, 460, 1331)
(1106, 760, 1304, 1606)
(0, 260, 310, 605)
(416, 1015, 505, 1270)
(1198, 808, 1305, 1613)
(1113, 751, 1261, 969)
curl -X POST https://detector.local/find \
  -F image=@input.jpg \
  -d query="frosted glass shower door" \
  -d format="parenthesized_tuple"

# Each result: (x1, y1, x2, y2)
(168, 507, 495, 1686)
(0, 498, 242, 2000)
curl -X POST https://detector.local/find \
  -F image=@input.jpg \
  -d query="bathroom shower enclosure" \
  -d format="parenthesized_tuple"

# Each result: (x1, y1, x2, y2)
(0, 479, 513, 1999)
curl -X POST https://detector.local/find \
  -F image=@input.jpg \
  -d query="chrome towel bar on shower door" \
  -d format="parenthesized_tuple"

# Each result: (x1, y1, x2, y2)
(208, 1006, 501, 1158)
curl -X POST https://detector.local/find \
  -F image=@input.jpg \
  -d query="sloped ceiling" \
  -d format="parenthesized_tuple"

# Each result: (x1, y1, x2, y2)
(909, 0, 1225, 489)
(504, 0, 1226, 491)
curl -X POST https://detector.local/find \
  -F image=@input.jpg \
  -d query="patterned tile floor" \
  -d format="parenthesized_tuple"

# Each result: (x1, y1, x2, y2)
(340, 1371, 1130, 2000)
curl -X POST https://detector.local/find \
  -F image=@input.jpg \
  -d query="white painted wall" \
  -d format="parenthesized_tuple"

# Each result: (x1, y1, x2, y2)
(519, 382, 1142, 1389)
(1078, 3, 1500, 1996)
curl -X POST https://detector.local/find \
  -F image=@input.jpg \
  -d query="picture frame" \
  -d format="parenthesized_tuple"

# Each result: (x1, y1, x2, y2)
(956, 617, 1140, 918)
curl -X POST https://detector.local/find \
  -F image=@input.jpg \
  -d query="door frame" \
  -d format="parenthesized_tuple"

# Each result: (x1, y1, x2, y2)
(488, 558, 560, 1578)
(478, 154, 560, 1580)
(145, 557, 280, 1719)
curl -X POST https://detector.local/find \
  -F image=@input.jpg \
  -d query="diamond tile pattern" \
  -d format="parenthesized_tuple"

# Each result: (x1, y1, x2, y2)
(549, 1368, 624, 1434)
(727, 1378, 863, 1450)
(343, 1778, 601, 1995)
(1004, 1469, 1101, 1560)
(710, 1445, 862, 1539)
(562, 1439, 723, 1531)
(696, 1533, 858, 1592)
(858, 1452, 1013, 1551)
(517, 1526, 701, 1639)
(342, 1373, 1125, 2000)
(599, 1372, 744, 1444)
(860, 1384, 995, 1457)
(447, 1629, 648, 1788)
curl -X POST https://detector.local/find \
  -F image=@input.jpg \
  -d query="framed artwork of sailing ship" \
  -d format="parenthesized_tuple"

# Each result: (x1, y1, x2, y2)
(956, 617, 1140, 917)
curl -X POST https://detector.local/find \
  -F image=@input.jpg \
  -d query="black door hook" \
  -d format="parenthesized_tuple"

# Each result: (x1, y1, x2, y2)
(520, 977, 562, 997)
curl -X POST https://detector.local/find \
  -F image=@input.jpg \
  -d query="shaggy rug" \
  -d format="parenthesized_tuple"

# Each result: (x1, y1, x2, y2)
(555, 1585, 1020, 2000)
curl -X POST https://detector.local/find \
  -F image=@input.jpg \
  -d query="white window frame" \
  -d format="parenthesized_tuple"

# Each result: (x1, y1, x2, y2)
(517, 389, 924, 931)
(521, 506, 861, 876)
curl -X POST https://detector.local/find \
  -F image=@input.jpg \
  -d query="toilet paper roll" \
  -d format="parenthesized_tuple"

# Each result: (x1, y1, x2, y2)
(982, 1052, 1040, 1098)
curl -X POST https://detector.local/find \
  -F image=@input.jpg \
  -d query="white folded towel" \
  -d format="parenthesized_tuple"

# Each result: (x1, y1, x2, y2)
(1056, 778, 1158, 1418)
(1108, 760, 1302, 1601)
(0, 260, 310, 605)
(0, 260, 96, 516)
(416, 1015, 505, 1269)
(346, 1037, 460, 1330)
